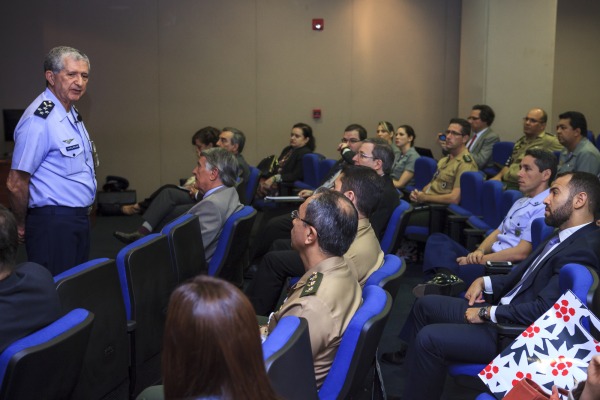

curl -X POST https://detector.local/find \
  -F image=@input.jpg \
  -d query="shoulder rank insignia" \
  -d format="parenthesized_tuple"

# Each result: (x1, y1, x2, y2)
(34, 101, 55, 119)
(463, 154, 473, 163)
(300, 272, 323, 297)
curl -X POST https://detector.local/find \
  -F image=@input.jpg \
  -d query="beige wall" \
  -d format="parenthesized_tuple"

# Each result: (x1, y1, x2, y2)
(553, 0, 600, 136)
(459, 0, 558, 142)
(0, 0, 461, 198)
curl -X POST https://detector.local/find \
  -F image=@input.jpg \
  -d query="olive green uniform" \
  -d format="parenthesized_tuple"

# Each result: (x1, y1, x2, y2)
(426, 148, 479, 196)
(267, 256, 361, 387)
(503, 132, 562, 190)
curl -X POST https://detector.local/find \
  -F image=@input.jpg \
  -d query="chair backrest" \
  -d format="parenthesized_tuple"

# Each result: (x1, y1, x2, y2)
(530, 217, 555, 251)
(54, 259, 129, 400)
(302, 153, 324, 188)
(263, 317, 318, 400)
(0, 308, 94, 400)
(481, 179, 504, 228)
(161, 213, 206, 283)
(379, 200, 411, 255)
(459, 171, 484, 216)
(587, 130, 594, 142)
(492, 141, 514, 167)
(559, 263, 597, 306)
(244, 166, 261, 205)
(411, 156, 438, 191)
(207, 206, 257, 287)
(318, 286, 392, 400)
(364, 254, 406, 301)
(318, 158, 338, 184)
(115, 234, 175, 369)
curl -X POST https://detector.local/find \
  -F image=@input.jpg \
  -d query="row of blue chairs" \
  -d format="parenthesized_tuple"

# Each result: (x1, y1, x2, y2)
(0, 207, 258, 400)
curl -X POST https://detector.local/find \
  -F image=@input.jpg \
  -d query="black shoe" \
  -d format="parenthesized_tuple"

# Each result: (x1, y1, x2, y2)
(381, 344, 408, 365)
(412, 272, 466, 298)
(113, 230, 146, 244)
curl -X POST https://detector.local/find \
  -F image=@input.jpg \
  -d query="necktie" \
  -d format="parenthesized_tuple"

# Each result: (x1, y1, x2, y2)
(467, 133, 478, 150)
(502, 235, 560, 300)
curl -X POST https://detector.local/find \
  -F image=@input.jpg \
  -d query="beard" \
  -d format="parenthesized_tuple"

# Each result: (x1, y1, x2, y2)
(545, 196, 573, 228)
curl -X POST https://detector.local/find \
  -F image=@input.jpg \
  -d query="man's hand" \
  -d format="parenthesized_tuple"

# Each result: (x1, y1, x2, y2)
(17, 225, 25, 243)
(460, 249, 485, 265)
(464, 307, 485, 324)
(409, 189, 422, 202)
(337, 142, 349, 153)
(464, 277, 486, 306)
(437, 132, 447, 151)
(298, 189, 314, 199)
(581, 355, 600, 400)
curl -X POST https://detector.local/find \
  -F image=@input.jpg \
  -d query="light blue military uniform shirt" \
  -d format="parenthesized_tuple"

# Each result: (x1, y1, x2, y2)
(11, 88, 96, 208)
(492, 188, 549, 252)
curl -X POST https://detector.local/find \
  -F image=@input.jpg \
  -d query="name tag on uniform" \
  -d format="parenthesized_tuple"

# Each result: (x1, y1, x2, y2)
(66, 144, 80, 151)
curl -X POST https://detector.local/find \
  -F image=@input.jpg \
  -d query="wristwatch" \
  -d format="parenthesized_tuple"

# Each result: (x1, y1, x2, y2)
(478, 306, 490, 321)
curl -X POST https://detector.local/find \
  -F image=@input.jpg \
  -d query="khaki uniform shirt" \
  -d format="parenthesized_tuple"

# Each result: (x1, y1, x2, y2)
(427, 148, 478, 195)
(344, 218, 384, 286)
(503, 132, 562, 189)
(268, 256, 361, 387)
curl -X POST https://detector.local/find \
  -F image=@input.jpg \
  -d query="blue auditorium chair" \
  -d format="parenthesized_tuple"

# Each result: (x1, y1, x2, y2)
(379, 200, 411, 255)
(294, 153, 325, 190)
(161, 213, 206, 283)
(482, 141, 514, 177)
(365, 254, 406, 301)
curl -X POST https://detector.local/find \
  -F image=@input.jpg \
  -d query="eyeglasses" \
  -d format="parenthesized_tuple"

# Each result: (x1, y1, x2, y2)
(341, 138, 361, 144)
(467, 116, 480, 121)
(445, 130, 466, 137)
(291, 209, 316, 228)
(523, 117, 543, 124)
(358, 152, 378, 160)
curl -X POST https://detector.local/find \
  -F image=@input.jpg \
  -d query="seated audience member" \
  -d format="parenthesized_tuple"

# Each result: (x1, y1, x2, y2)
(492, 108, 562, 190)
(409, 118, 478, 205)
(121, 126, 219, 215)
(0, 205, 61, 353)
(556, 111, 600, 176)
(396, 171, 600, 400)
(376, 120, 400, 156)
(465, 104, 500, 171)
(258, 122, 315, 197)
(216, 127, 251, 202)
(351, 138, 401, 237)
(419, 148, 557, 284)
(114, 148, 242, 263)
(247, 165, 384, 315)
(390, 124, 420, 189)
(262, 189, 361, 387)
(136, 275, 279, 400)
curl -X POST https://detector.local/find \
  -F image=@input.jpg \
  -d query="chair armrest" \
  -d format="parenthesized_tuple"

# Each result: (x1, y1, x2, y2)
(464, 228, 486, 251)
(447, 215, 470, 244)
(429, 204, 449, 234)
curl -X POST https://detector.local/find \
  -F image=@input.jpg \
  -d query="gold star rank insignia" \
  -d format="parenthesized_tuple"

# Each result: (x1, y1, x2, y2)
(300, 272, 323, 297)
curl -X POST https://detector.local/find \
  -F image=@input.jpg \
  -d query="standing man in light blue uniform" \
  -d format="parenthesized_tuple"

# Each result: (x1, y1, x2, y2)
(7, 46, 97, 276)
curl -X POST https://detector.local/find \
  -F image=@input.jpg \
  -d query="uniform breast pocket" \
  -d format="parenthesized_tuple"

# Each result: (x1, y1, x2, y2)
(59, 142, 86, 175)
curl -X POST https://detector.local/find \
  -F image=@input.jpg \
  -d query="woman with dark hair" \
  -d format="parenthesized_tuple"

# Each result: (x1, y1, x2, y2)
(137, 275, 279, 400)
(258, 122, 315, 197)
(121, 127, 220, 215)
(391, 124, 420, 189)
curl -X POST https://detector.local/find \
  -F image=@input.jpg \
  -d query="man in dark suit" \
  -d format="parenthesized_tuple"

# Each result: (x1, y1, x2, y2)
(398, 171, 600, 400)
(466, 104, 500, 171)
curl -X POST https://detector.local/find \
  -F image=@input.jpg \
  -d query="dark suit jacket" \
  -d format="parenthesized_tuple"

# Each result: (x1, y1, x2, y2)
(277, 145, 312, 183)
(492, 223, 600, 324)
(470, 128, 500, 170)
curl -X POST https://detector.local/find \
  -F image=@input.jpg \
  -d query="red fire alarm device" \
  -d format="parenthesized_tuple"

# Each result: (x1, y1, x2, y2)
(312, 19, 324, 31)
(312, 109, 322, 119)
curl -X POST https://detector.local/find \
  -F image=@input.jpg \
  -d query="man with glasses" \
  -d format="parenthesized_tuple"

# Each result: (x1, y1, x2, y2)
(410, 118, 478, 205)
(491, 108, 562, 190)
(7, 46, 97, 276)
(262, 189, 361, 388)
(466, 104, 500, 171)
(217, 127, 251, 203)
(248, 165, 384, 315)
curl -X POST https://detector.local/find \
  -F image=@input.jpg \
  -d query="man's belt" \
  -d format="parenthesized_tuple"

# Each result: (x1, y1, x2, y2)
(28, 206, 92, 216)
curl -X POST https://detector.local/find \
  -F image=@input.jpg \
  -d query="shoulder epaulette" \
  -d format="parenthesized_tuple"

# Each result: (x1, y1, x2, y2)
(463, 154, 473, 163)
(300, 272, 323, 297)
(33, 101, 55, 119)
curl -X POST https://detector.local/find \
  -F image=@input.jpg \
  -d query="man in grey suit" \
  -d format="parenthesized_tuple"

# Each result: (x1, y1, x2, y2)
(114, 148, 243, 262)
(466, 104, 500, 171)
